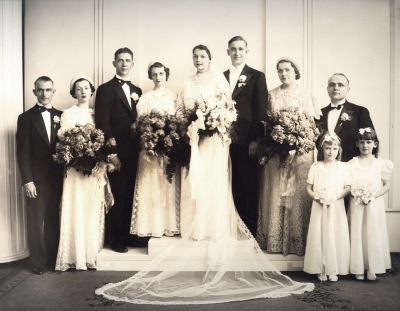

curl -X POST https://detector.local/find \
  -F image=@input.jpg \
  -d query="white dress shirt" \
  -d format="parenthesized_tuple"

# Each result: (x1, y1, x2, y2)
(229, 63, 246, 95)
(38, 103, 52, 141)
(327, 99, 346, 135)
(116, 74, 132, 107)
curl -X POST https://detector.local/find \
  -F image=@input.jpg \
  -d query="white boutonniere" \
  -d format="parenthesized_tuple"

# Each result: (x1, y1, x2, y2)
(53, 115, 60, 128)
(131, 92, 139, 102)
(339, 111, 353, 126)
(238, 75, 247, 87)
(340, 112, 350, 121)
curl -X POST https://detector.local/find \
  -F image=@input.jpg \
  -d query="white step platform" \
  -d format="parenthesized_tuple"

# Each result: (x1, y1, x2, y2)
(97, 237, 304, 272)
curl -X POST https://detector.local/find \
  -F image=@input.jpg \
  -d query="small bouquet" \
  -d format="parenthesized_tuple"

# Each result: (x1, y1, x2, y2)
(132, 110, 191, 182)
(53, 123, 114, 176)
(314, 188, 337, 205)
(189, 93, 237, 143)
(258, 106, 319, 166)
(351, 180, 375, 205)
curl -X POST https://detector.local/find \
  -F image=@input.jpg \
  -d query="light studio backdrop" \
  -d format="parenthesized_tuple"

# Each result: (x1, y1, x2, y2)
(1, 0, 399, 262)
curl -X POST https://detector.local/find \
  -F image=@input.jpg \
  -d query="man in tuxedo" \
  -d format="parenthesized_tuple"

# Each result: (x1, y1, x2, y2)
(95, 47, 143, 253)
(16, 76, 63, 274)
(318, 73, 374, 162)
(224, 36, 268, 235)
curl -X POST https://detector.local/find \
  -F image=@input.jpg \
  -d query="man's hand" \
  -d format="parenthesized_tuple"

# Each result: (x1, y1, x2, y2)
(108, 154, 122, 172)
(248, 141, 258, 158)
(24, 182, 37, 198)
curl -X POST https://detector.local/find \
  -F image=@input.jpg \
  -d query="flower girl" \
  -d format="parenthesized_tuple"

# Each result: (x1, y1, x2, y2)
(348, 128, 394, 281)
(303, 133, 351, 282)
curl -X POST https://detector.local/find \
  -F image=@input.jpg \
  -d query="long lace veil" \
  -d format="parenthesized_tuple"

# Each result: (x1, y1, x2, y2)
(95, 63, 314, 305)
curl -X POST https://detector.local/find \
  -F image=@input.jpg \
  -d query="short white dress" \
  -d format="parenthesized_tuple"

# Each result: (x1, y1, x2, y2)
(303, 161, 351, 276)
(348, 156, 394, 275)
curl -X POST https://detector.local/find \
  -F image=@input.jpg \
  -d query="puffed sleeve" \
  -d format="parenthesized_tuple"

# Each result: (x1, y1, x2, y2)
(57, 108, 75, 138)
(307, 161, 318, 184)
(380, 158, 394, 181)
(136, 93, 148, 117)
(301, 87, 321, 119)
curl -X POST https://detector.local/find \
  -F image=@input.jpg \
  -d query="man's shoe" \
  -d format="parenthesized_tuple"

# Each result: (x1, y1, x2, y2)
(32, 268, 44, 275)
(112, 246, 128, 253)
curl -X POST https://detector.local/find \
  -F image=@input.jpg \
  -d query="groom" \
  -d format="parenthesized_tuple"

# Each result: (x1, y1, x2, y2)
(95, 47, 143, 253)
(224, 36, 268, 235)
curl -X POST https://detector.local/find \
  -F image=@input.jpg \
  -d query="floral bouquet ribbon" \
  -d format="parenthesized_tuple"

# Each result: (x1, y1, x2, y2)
(186, 109, 205, 199)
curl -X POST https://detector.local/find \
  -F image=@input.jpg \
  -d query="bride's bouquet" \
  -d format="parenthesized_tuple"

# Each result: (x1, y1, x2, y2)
(132, 110, 191, 182)
(190, 93, 237, 143)
(258, 106, 319, 166)
(53, 123, 114, 176)
(351, 180, 376, 205)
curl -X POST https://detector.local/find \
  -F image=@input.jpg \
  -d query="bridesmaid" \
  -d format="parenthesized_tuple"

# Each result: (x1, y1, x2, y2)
(56, 76, 112, 271)
(130, 62, 179, 238)
(256, 58, 321, 256)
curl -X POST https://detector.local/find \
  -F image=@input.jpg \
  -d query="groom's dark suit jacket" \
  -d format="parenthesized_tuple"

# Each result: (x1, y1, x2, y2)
(223, 64, 268, 235)
(223, 65, 268, 146)
(95, 76, 142, 163)
(95, 76, 142, 248)
(317, 100, 374, 162)
(16, 104, 63, 268)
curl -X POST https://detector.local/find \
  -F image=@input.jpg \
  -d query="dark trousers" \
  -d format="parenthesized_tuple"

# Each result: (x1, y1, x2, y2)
(26, 181, 61, 269)
(106, 156, 137, 249)
(230, 143, 260, 236)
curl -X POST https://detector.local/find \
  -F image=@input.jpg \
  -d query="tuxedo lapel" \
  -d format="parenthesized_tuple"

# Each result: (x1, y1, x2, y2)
(232, 65, 252, 99)
(223, 71, 229, 83)
(112, 78, 133, 115)
(31, 107, 50, 146)
(333, 101, 350, 134)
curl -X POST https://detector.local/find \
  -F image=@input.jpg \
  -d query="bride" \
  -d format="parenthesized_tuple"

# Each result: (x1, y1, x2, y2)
(95, 45, 314, 304)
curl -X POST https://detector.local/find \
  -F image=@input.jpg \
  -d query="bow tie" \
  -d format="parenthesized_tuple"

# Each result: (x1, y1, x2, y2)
(38, 106, 53, 113)
(329, 104, 343, 111)
(117, 78, 132, 86)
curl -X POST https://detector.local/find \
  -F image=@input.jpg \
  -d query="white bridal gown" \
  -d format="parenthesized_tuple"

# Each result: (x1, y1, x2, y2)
(95, 69, 314, 304)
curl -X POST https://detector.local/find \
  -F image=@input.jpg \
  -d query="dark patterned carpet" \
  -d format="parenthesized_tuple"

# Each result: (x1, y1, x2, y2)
(0, 254, 399, 311)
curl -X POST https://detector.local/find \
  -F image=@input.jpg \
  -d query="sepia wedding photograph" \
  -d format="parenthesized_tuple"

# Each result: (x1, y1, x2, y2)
(1, 0, 399, 310)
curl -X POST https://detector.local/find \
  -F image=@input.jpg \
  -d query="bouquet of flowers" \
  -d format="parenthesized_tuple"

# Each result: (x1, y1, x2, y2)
(189, 93, 237, 143)
(258, 106, 320, 166)
(132, 109, 191, 182)
(314, 188, 337, 205)
(132, 110, 169, 157)
(351, 180, 375, 205)
(53, 123, 114, 176)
